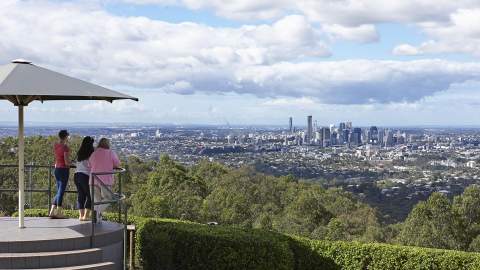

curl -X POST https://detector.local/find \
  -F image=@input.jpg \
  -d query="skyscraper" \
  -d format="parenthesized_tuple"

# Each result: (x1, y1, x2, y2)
(307, 115, 313, 144)
(346, 122, 353, 130)
(342, 129, 350, 145)
(322, 127, 331, 147)
(289, 117, 293, 133)
(329, 124, 335, 133)
(351, 127, 362, 145)
(369, 126, 378, 144)
(385, 129, 394, 147)
(378, 129, 385, 146)
(331, 131, 338, 145)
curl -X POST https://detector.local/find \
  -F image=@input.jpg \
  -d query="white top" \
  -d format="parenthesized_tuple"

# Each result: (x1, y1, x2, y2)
(75, 160, 91, 175)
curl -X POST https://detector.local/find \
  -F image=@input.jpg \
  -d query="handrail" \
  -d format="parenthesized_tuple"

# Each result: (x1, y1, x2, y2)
(0, 163, 72, 207)
(0, 164, 129, 270)
(90, 167, 128, 270)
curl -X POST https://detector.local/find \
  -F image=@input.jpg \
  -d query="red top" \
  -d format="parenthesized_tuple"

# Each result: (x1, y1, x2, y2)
(54, 143, 70, 168)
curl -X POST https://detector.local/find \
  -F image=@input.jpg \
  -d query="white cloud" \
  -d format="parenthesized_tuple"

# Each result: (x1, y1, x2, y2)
(80, 100, 146, 113)
(262, 97, 316, 107)
(393, 44, 420, 55)
(0, 1, 329, 90)
(122, 0, 478, 25)
(234, 60, 480, 104)
(122, 0, 292, 20)
(395, 9, 480, 56)
(120, 0, 480, 51)
(297, 0, 478, 26)
(1, 0, 480, 109)
(322, 24, 378, 43)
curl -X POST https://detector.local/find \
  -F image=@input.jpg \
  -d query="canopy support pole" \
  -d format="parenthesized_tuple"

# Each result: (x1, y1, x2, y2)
(18, 105, 25, 228)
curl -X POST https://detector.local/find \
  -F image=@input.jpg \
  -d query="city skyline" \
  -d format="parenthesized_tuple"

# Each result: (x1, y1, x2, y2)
(1, 1, 480, 126)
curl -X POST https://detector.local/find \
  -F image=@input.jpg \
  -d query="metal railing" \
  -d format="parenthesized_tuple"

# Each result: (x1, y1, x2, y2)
(90, 168, 128, 270)
(0, 163, 75, 208)
(0, 164, 130, 270)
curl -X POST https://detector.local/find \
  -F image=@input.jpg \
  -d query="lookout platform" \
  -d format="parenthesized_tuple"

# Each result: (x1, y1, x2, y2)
(0, 217, 124, 269)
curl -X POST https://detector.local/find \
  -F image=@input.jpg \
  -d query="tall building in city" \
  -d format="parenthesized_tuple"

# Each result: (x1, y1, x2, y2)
(307, 115, 313, 144)
(378, 129, 385, 146)
(385, 130, 394, 147)
(346, 122, 353, 130)
(343, 129, 350, 145)
(322, 127, 331, 147)
(329, 124, 335, 133)
(331, 131, 338, 145)
(364, 129, 370, 144)
(315, 131, 322, 144)
(339, 122, 346, 131)
(338, 132, 345, 144)
(289, 117, 293, 133)
(369, 126, 378, 144)
(351, 127, 362, 145)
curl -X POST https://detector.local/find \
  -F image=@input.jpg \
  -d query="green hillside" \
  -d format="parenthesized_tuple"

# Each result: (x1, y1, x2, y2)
(20, 209, 480, 270)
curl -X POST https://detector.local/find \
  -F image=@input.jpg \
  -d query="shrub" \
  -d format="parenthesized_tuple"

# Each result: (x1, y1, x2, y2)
(17, 209, 480, 270)
(138, 219, 295, 270)
(306, 239, 480, 270)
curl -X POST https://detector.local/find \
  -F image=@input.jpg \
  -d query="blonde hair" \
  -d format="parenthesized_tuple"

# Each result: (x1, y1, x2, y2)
(97, 138, 110, 149)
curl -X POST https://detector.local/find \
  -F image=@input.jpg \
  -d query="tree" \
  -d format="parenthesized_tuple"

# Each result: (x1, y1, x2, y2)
(396, 192, 467, 250)
(131, 155, 206, 220)
(452, 185, 480, 247)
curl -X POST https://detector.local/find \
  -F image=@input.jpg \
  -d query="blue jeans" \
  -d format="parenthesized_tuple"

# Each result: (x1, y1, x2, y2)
(74, 172, 91, 209)
(53, 168, 69, 206)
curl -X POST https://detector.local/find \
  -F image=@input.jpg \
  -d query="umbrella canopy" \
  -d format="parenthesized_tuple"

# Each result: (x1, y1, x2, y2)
(0, 59, 138, 228)
(0, 59, 138, 105)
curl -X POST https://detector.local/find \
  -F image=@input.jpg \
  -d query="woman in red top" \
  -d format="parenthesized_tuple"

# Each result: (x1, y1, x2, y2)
(49, 130, 71, 219)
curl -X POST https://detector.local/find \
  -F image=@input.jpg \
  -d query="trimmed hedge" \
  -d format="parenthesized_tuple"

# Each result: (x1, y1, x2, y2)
(18, 209, 480, 270)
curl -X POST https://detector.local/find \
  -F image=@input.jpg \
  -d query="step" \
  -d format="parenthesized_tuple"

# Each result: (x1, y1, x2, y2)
(0, 248, 103, 269)
(8, 262, 116, 270)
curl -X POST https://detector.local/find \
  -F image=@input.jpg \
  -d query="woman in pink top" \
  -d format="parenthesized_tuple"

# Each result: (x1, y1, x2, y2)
(89, 138, 120, 222)
(49, 130, 70, 219)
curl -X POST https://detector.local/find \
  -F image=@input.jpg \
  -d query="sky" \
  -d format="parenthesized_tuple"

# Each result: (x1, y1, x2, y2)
(1, 0, 480, 127)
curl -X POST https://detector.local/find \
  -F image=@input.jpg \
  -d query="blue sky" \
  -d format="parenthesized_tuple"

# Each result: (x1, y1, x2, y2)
(1, 0, 480, 126)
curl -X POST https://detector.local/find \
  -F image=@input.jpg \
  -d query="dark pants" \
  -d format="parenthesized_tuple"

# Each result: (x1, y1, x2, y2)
(53, 168, 69, 206)
(74, 172, 92, 209)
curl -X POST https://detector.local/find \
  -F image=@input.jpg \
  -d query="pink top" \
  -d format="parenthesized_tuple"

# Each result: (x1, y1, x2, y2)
(54, 143, 70, 168)
(88, 148, 120, 186)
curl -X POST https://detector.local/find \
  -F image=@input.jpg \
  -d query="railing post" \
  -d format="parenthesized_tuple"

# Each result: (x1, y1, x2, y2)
(90, 173, 95, 248)
(28, 162, 33, 209)
(127, 224, 136, 270)
(123, 205, 127, 270)
(118, 172, 122, 222)
(48, 165, 52, 207)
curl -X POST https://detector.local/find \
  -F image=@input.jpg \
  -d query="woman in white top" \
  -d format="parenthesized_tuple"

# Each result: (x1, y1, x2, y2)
(74, 136, 95, 221)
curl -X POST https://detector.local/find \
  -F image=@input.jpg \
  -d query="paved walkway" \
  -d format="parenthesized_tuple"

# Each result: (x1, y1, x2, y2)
(0, 217, 122, 242)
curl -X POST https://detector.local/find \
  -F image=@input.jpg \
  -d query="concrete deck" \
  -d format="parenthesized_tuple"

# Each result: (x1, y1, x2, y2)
(0, 217, 124, 269)
(0, 217, 122, 242)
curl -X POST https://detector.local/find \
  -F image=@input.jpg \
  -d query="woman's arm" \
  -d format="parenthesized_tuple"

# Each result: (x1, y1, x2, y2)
(112, 151, 121, 168)
(64, 147, 71, 167)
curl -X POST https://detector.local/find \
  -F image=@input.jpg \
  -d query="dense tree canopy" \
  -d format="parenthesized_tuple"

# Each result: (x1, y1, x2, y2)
(2, 135, 480, 251)
(131, 155, 383, 241)
(396, 186, 480, 251)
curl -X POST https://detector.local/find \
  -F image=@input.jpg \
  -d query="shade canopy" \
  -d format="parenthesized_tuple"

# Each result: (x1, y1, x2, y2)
(0, 60, 138, 106)
(0, 59, 138, 229)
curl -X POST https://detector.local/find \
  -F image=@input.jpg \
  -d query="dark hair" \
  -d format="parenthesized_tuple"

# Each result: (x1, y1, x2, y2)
(77, 136, 95, 162)
(58, 130, 69, 140)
